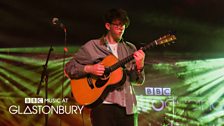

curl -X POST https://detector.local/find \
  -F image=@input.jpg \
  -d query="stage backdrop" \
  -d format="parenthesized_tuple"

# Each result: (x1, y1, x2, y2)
(0, 46, 223, 126)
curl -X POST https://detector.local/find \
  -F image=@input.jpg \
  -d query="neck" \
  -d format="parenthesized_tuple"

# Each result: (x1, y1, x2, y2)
(105, 34, 120, 44)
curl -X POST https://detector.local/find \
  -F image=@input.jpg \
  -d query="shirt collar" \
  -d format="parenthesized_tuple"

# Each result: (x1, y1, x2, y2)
(99, 34, 124, 45)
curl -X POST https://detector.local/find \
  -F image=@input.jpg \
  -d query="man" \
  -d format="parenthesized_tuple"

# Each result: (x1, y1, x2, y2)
(65, 8, 145, 126)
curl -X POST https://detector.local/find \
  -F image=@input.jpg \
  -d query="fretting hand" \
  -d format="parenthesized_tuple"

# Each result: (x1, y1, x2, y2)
(133, 50, 145, 71)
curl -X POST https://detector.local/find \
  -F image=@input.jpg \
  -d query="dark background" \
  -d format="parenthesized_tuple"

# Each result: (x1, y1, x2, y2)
(1, 0, 224, 53)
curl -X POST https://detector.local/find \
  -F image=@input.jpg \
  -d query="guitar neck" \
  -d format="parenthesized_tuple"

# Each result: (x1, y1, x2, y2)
(109, 42, 155, 72)
(110, 54, 134, 72)
(107, 34, 176, 72)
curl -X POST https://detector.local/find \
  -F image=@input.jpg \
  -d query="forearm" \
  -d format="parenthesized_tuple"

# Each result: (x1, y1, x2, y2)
(128, 66, 145, 86)
(64, 58, 87, 79)
(135, 69, 145, 85)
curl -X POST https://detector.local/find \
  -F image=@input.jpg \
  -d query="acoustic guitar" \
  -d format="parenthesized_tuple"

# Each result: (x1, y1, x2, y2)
(70, 34, 176, 107)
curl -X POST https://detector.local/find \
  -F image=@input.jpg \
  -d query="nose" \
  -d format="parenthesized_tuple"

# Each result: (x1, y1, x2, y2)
(117, 25, 125, 30)
(119, 25, 125, 29)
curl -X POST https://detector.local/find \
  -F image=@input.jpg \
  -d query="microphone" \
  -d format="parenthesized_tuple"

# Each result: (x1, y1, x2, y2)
(52, 17, 66, 31)
(51, 17, 68, 52)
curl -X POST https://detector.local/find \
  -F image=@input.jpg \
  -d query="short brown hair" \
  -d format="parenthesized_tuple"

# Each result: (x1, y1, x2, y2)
(104, 8, 130, 28)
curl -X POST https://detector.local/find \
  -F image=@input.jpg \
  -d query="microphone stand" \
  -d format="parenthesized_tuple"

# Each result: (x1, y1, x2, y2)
(36, 45, 53, 126)
(62, 27, 67, 100)
(59, 24, 68, 126)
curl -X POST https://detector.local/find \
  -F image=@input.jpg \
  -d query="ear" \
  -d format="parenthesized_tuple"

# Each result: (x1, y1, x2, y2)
(105, 23, 111, 30)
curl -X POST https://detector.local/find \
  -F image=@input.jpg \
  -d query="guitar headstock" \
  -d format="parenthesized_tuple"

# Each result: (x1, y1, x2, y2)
(154, 34, 176, 45)
(141, 34, 177, 52)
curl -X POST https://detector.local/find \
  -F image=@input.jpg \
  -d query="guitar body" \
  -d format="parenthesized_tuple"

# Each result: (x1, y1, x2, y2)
(70, 54, 126, 107)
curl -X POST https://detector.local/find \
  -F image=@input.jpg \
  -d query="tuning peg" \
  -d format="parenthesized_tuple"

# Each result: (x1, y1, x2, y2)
(140, 43, 146, 46)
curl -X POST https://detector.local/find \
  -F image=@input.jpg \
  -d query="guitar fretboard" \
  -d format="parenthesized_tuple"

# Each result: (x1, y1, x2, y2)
(108, 34, 176, 72)
(109, 41, 156, 72)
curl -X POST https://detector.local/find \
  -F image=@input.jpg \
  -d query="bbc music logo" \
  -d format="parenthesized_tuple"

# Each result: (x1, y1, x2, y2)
(24, 98, 69, 104)
(25, 98, 44, 104)
(145, 87, 171, 96)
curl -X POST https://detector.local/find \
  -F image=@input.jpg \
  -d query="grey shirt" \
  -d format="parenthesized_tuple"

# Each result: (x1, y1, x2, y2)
(65, 36, 145, 114)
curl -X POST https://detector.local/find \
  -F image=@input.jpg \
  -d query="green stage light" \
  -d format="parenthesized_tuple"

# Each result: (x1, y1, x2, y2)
(0, 62, 40, 81)
(136, 58, 224, 125)
(0, 53, 44, 66)
(0, 75, 27, 97)
(52, 80, 71, 97)
(0, 46, 79, 54)
(199, 110, 224, 124)
(0, 67, 36, 94)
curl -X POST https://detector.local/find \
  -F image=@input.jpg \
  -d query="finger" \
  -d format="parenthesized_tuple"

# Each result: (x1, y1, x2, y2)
(137, 50, 145, 56)
(97, 67, 105, 72)
(98, 70, 104, 74)
(98, 64, 105, 68)
(97, 71, 104, 76)
(134, 52, 141, 59)
(138, 50, 144, 55)
(133, 56, 140, 61)
(133, 54, 137, 59)
(99, 63, 104, 66)
(97, 66, 105, 70)
(138, 50, 144, 53)
(137, 51, 145, 58)
(133, 52, 138, 57)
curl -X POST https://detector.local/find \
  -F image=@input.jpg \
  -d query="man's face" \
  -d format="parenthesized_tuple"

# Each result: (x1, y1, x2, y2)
(108, 19, 126, 41)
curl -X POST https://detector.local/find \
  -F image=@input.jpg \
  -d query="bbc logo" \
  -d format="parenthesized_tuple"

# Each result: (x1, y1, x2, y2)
(25, 98, 43, 104)
(145, 87, 171, 96)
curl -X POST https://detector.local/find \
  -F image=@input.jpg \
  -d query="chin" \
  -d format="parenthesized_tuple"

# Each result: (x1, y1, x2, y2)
(116, 37, 122, 42)
(117, 35, 123, 40)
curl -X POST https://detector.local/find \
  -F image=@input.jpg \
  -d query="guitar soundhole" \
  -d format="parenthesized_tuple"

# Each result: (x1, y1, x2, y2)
(95, 75, 109, 88)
